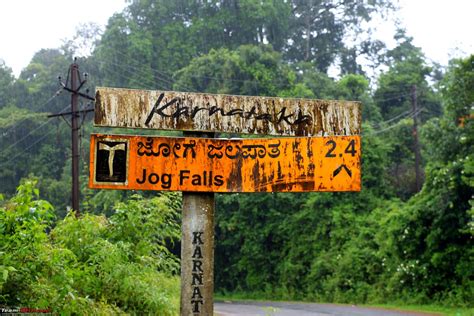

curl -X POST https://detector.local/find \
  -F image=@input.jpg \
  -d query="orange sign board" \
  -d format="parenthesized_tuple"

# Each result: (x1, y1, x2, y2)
(89, 134, 361, 193)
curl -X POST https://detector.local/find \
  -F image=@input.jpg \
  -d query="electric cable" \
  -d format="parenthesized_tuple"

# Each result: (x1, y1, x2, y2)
(1, 88, 63, 137)
(367, 106, 424, 136)
(97, 60, 173, 91)
(0, 125, 57, 167)
(0, 104, 70, 154)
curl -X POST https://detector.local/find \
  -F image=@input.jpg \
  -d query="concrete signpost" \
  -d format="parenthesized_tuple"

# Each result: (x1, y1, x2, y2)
(90, 87, 361, 315)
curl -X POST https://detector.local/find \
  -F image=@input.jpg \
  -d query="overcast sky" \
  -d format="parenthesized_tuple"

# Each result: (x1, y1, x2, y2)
(0, 0, 473, 77)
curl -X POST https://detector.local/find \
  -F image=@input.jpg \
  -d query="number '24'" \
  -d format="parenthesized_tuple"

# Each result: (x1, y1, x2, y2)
(325, 139, 357, 158)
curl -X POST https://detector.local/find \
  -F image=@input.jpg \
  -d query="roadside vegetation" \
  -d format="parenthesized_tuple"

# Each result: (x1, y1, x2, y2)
(0, 180, 181, 314)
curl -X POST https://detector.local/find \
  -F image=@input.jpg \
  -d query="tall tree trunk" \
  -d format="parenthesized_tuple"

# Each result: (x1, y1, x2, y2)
(305, 0, 313, 61)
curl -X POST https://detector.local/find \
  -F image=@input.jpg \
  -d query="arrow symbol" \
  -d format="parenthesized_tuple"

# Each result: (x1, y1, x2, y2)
(333, 164, 352, 178)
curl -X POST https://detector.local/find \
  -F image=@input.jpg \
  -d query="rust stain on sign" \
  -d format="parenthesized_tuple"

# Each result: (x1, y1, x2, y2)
(94, 87, 361, 136)
(89, 134, 361, 193)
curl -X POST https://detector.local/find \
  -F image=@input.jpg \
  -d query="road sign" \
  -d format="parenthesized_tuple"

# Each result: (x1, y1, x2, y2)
(94, 87, 361, 136)
(92, 87, 362, 315)
(89, 134, 360, 193)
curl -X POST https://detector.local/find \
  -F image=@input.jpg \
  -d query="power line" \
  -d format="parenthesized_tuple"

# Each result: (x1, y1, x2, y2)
(1, 117, 55, 154)
(98, 60, 173, 91)
(98, 59, 191, 91)
(367, 106, 424, 136)
(100, 58, 420, 105)
(375, 108, 414, 126)
(100, 59, 424, 106)
(0, 101, 72, 156)
(1, 88, 63, 137)
(100, 49, 432, 103)
(99, 53, 288, 92)
(98, 50, 176, 86)
(373, 84, 417, 95)
(0, 126, 57, 168)
(32, 88, 64, 111)
(100, 56, 424, 135)
(373, 92, 412, 103)
(367, 120, 405, 135)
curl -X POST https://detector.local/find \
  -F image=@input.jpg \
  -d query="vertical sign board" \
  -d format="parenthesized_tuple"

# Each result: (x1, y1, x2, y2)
(91, 88, 361, 315)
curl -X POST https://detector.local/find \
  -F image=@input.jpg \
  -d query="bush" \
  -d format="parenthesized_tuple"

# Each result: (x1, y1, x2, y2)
(0, 180, 180, 314)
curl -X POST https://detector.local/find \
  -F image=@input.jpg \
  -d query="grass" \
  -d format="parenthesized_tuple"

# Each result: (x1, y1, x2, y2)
(364, 304, 473, 316)
(215, 293, 474, 316)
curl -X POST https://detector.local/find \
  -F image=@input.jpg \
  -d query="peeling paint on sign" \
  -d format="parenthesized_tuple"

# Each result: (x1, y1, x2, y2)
(89, 134, 361, 193)
(94, 87, 361, 136)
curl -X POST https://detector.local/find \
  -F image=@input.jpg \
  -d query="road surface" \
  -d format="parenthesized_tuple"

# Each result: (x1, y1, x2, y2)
(215, 301, 439, 316)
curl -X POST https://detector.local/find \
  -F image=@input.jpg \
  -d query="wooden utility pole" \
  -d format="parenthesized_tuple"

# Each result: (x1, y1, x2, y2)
(71, 62, 80, 213)
(412, 84, 422, 191)
(48, 58, 94, 216)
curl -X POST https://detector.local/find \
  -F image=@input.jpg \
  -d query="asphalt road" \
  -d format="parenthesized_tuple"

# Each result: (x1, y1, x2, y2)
(214, 301, 439, 316)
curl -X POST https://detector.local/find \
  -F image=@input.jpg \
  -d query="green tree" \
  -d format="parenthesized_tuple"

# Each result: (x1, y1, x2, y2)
(0, 46, 97, 209)
(215, 123, 394, 299)
(95, 13, 157, 89)
(289, 61, 337, 99)
(61, 22, 103, 58)
(0, 60, 15, 108)
(174, 45, 296, 96)
(336, 74, 382, 122)
(14, 49, 70, 113)
(374, 29, 441, 122)
(0, 107, 59, 195)
(124, 0, 291, 55)
(378, 55, 473, 304)
(382, 119, 420, 199)
(95, 0, 395, 85)
(285, 0, 393, 72)
(372, 30, 443, 199)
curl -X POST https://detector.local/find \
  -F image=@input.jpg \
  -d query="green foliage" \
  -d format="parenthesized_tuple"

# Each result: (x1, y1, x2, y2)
(376, 119, 420, 199)
(0, 105, 44, 129)
(174, 45, 296, 97)
(441, 55, 474, 123)
(0, 61, 15, 108)
(336, 74, 382, 122)
(96, 14, 156, 89)
(107, 193, 181, 273)
(0, 180, 180, 314)
(285, 0, 393, 72)
(14, 49, 70, 113)
(215, 126, 395, 301)
(95, 0, 395, 82)
(0, 113, 69, 199)
(214, 53, 473, 306)
(290, 62, 338, 99)
(374, 30, 441, 122)
(359, 124, 394, 197)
